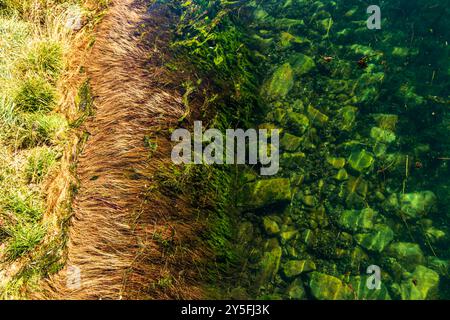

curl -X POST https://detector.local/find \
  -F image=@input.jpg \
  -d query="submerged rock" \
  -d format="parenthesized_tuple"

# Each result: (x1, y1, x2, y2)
(262, 63, 294, 100)
(263, 216, 281, 235)
(370, 127, 396, 144)
(338, 208, 378, 233)
(257, 239, 282, 287)
(386, 242, 425, 271)
(348, 149, 374, 173)
(308, 272, 352, 300)
(355, 224, 394, 253)
(399, 265, 439, 300)
(400, 191, 437, 219)
(286, 278, 306, 300)
(240, 179, 292, 209)
(280, 133, 303, 151)
(348, 276, 391, 300)
(289, 53, 315, 76)
(283, 260, 316, 278)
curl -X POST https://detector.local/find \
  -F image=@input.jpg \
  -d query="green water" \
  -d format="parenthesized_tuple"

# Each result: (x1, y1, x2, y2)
(166, 0, 449, 299)
(218, 0, 449, 300)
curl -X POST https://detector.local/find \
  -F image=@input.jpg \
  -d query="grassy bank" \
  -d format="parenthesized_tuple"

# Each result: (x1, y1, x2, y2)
(0, 0, 107, 298)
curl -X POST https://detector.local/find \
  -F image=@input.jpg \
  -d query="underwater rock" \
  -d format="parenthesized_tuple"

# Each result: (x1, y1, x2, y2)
(348, 276, 391, 300)
(399, 265, 439, 300)
(280, 152, 306, 169)
(355, 224, 394, 253)
(240, 179, 292, 209)
(280, 133, 303, 151)
(308, 272, 352, 300)
(286, 278, 306, 300)
(307, 105, 329, 127)
(397, 84, 425, 107)
(263, 216, 281, 235)
(337, 106, 358, 131)
(400, 191, 437, 219)
(386, 242, 425, 271)
(284, 111, 310, 135)
(373, 114, 398, 131)
(283, 260, 316, 278)
(280, 230, 299, 244)
(334, 168, 349, 181)
(427, 257, 449, 276)
(348, 149, 374, 173)
(370, 127, 396, 144)
(327, 156, 346, 169)
(279, 32, 310, 48)
(352, 72, 384, 104)
(262, 63, 294, 100)
(257, 238, 282, 287)
(424, 227, 446, 244)
(338, 208, 378, 233)
(289, 53, 316, 76)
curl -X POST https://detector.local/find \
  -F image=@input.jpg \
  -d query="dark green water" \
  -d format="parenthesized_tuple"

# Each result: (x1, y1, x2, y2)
(217, 0, 450, 300)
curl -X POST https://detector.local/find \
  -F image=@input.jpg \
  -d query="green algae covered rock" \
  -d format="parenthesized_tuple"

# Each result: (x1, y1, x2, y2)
(334, 168, 349, 181)
(240, 179, 291, 209)
(284, 111, 310, 135)
(283, 260, 316, 278)
(309, 272, 352, 300)
(338, 105, 358, 131)
(262, 216, 280, 235)
(307, 105, 329, 127)
(370, 127, 396, 144)
(348, 149, 374, 173)
(262, 63, 294, 100)
(257, 239, 282, 287)
(386, 242, 424, 271)
(400, 191, 437, 219)
(400, 266, 439, 300)
(355, 224, 394, 253)
(289, 53, 315, 76)
(338, 208, 378, 233)
(286, 278, 306, 300)
(327, 156, 346, 169)
(280, 133, 303, 151)
(348, 276, 391, 300)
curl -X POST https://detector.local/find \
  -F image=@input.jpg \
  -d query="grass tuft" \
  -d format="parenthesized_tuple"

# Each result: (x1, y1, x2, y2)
(13, 75, 57, 112)
(24, 146, 58, 184)
(4, 222, 46, 261)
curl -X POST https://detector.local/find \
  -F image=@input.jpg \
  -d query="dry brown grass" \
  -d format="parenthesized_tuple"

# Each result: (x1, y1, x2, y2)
(32, 0, 211, 300)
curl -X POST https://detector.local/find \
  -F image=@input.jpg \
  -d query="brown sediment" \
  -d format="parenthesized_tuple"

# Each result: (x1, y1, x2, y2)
(37, 0, 208, 300)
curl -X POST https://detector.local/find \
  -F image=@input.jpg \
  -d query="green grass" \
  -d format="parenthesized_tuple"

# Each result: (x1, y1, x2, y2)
(25, 146, 59, 183)
(4, 222, 46, 261)
(13, 75, 57, 112)
(16, 40, 64, 81)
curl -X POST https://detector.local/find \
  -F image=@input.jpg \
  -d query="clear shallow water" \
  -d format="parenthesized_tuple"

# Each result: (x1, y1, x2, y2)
(225, 0, 449, 300)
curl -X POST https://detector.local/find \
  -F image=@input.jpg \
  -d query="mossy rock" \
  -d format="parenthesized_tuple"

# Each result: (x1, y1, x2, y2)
(280, 133, 303, 152)
(240, 179, 291, 209)
(370, 127, 396, 144)
(338, 106, 358, 131)
(284, 111, 310, 135)
(283, 260, 316, 278)
(386, 242, 425, 271)
(355, 224, 394, 253)
(262, 216, 280, 235)
(338, 208, 378, 233)
(348, 149, 374, 173)
(400, 265, 439, 300)
(373, 114, 398, 131)
(289, 53, 315, 76)
(334, 168, 349, 181)
(327, 156, 346, 169)
(400, 191, 437, 219)
(308, 272, 352, 300)
(262, 63, 294, 100)
(307, 105, 328, 127)
(257, 239, 282, 287)
(280, 152, 305, 169)
(286, 278, 306, 300)
(348, 276, 391, 300)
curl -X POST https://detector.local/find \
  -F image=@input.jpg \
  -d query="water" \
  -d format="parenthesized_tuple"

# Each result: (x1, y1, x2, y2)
(215, 0, 450, 300)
